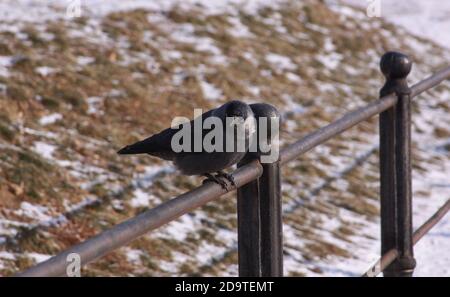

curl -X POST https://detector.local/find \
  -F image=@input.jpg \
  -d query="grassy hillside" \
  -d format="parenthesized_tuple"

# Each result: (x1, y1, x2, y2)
(0, 0, 449, 276)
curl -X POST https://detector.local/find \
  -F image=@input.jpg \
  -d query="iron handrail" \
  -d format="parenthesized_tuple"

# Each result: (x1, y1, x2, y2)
(281, 65, 450, 165)
(16, 64, 450, 277)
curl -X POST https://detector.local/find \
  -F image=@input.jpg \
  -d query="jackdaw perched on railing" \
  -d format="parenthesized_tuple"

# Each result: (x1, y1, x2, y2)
(118, 100, 257, 190)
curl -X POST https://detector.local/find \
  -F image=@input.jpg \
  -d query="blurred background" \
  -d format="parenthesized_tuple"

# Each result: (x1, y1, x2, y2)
(0, 0, 449, 276)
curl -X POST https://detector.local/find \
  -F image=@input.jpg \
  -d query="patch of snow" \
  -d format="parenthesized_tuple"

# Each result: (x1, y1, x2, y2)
(200, 80, 223, 101)
(146, 58, 160, 74)
(285, 72, 302, 82)
(326, 1, 367, 21)
(337, 0, 450, 49)
(158, 250, 191, 274)
(195, 38, 222, 55)
(0, 83, 6, 94)
(76, 0, 285, 19)
(39, 31, 54, 41)
(107, 89, 125, 98)
(207, 54, 229, 66)
(195, 242, 227, 266)
(162, 50, 183, 61)
(39, 113, 63, 125)
(242, 51, 258, 66)
(316, 52, 343, 70)
(247, 85, 260, 96)
(112, 200, 125, 211)
(165, 23, 222, 56)
(281, 96, 306, 115)
(304, 23, 329, 34)
(343, 64, 360, 76)
(22, 127, 58, 139)
(316, 82, 337, 93)
(86, 96, 104, 115)
(160, 214, 198, 241)
(260, 69, 272, 77)
(14, 202, 53, 222)
(172, 69, 186, 86)
(32, 141, 57, 159)
(261, 12, 287, 34)
(265, 53, 297, 72)
(414, 216, 450, 276)
(0, 56, 13, 77)
(323, 36, 335, 52)
(227, 16, 253, 38)
(0, 218, 29, 238)
(35, 66, 56, 77)
(27, 252, 51, 263)
(65, 196, 99, 212)
(129, 188, 152, 208)
(132, 165, 174, 189)
(77, 56, 95, 66)
(125, 248, 144, 264)
(0, 251, 15, 260)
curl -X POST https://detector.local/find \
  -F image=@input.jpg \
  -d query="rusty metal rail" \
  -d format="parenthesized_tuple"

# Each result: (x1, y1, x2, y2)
(17, 161, 263, 277)
(16, 52, 450, 277)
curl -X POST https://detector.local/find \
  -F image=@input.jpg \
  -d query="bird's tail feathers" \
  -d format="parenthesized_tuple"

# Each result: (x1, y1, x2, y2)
(117, 139, 155, 155)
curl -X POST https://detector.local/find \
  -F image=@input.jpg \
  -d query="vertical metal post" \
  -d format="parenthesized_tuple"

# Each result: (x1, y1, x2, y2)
(379, 52, 416, 277)
(259, 161, 283, 276)
(250, 103, 283, 277)
(394, 90, 416, 276)
(237, 158, 261, 277)
(379, 59, 397, 277)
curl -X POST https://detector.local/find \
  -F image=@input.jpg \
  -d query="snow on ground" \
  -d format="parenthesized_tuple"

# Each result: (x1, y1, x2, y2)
(0, 56, 13, 77)
(414, 218, 450, 276)
(369, 1, 450, 275)
(265, 53, 297, 72)
(227, 16, 254, 38)
(335, 0, 450, 50)
(35, 66, 56, 77)
(86, 96, 104, 115)
(129, 188, 153, 208)
(14, 202, 53, 222)
(200, 80, 223, 101)
(125, 248, 144, 265)
(323, 0, 450, 276)
(0, 0, 286, 23)
(32, 141, 57, 159)
(38, 113, 63, 126)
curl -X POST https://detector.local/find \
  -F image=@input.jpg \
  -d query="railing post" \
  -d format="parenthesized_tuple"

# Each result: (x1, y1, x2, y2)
(259, 160, 283, 276)
(236, 103, 283, 277)
(379, 51, 416, 277)
(237, 159, 262, 276)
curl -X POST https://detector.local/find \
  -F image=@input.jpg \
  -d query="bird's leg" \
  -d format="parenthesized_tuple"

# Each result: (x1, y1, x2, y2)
(202, 173, 229, 191)
(216, 171, 236, 187)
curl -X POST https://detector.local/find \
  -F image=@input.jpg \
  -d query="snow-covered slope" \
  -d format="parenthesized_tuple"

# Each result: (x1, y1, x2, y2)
(336, 0, 450, 50)
(331, 0, 450, 277)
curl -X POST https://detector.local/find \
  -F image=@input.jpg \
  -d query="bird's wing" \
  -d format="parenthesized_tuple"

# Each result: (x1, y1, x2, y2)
(117, 126, 179, 160)
(117, 108, 218, 159)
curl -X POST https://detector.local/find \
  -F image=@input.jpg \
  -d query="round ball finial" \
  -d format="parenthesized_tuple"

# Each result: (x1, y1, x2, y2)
(380, 51, 412, 80)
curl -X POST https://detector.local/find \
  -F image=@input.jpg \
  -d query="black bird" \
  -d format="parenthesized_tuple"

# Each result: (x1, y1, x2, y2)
(118, 100, 256, 190)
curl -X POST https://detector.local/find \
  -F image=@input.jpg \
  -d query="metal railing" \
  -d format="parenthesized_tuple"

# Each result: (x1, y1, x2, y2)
(16, 52, 450, 277)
